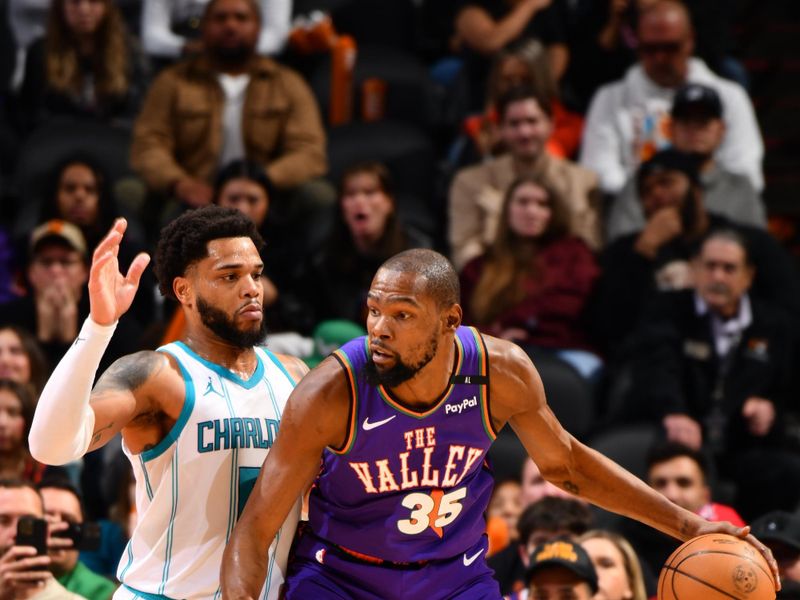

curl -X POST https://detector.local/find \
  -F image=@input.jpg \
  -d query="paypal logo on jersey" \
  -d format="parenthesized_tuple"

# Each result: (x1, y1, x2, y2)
(197, 417, 279, 453)
(445, 395, 478, 415)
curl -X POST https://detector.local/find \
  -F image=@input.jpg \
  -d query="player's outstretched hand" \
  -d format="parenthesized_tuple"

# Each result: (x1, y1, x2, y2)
(695, 520, 781, 591)
(88, 219, 151, 326)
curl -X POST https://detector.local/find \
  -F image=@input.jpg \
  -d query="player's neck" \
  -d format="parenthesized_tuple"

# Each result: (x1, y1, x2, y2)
(182, 331, 259, 379)
(386, 339, 456, 408)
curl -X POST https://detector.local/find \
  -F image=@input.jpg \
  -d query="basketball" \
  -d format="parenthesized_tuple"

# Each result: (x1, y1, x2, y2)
(658, 533, 775, 600)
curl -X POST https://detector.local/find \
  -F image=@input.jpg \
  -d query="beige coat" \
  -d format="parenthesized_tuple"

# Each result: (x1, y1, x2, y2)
(448, 153, 602, 271)
(130, 56, 327, 193)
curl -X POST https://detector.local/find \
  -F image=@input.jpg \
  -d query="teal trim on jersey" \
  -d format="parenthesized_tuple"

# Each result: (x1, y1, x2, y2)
(172, 341, 265, 389)
(138, 456, 154, 500)
(263, 376, 282, 422)
(262, 347, 297, 386)
(123, 585, 176, 600)
(220, 378, 239, 543)
(119, 541, 134, 581)
(143, 348, 196, 462)
(158, 449, 179, 595)
(263, 529, 280, 600)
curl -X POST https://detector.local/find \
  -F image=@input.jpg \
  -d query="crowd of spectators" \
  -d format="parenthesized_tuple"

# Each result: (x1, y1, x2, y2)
(0, 0, 798, 597)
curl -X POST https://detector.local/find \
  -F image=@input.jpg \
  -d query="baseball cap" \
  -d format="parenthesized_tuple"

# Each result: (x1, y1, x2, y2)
(636, 148, 702, 191)
(526, 539, 598, 593)
(29, 220, 87, 257)
(671, 83, 723, 120)
(750, 511, 800, 552)
(304, 319, 366, 367)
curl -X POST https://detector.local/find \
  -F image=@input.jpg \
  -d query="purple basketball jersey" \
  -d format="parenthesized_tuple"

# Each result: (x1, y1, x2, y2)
(308, 326, 497, 563)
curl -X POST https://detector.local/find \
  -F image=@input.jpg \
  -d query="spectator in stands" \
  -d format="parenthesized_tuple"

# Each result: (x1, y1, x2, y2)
(453, 0, 568, 113)
(579, 0, 763, 195)
(577, 530, 649, 600)
(490, 496, 593, 596)
(0, 326, 49, 396)
(0, 220, 141, 370)
(607, 83, 766, 241)
(460, 39, 584, 165)
(646, 442, 744, 526)
(0, 479, 83, 599)
(460, 175, 601, 379)
(591, 149, 800, 353)
(449, 85, 600, 271)
(751, 511, 800, 598)
(39, 477, 116, 599)
(623, 229, 800, 518)
(36, 156, 154, 328)
(488, 479, 524, 556)
(0, 380, 44, 483)
(18, 0, 149, 131)
(141, 0, 290, 61)
(523, 538, 599, 600)
(520, 457, 576, 507)
(301, 161, 431, 326)
(130, 0, 330, 232)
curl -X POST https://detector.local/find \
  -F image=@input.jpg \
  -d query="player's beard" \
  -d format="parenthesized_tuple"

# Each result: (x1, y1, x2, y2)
(363, 333, 438, 388)
(197, 296, 267, 349)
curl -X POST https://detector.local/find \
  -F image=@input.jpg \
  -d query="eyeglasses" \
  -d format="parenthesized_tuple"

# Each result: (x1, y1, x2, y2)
(639, 41, 684, 55)
(32, 257, 83, 268)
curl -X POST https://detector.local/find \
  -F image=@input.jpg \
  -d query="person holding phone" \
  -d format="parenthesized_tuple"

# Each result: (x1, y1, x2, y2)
(0, 479, 83, 599)
(39, 477, 116, 600)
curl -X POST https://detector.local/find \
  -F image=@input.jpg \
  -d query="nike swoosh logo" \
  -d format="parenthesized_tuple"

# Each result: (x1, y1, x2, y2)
(463, 548, 484, 566)
(362, 415, 396, 431)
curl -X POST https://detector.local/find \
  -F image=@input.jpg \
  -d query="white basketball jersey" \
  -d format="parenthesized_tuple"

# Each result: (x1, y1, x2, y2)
(116, 342, 300, 600)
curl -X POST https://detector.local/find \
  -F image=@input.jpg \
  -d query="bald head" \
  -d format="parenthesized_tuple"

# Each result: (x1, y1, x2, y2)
(378, 249, 460, 308)
(638, 0, 694, 88)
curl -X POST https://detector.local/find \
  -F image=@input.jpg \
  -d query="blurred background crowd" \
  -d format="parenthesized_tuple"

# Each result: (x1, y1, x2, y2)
(0, 0, 799, 598)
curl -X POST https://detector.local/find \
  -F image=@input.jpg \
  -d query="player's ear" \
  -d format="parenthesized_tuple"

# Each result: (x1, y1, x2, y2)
(444, 305, 462, 331)
(173, 276, 192, 306)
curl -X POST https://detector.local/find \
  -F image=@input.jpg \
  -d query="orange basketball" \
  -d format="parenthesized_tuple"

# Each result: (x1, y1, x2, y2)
(658, 533, 775, 600)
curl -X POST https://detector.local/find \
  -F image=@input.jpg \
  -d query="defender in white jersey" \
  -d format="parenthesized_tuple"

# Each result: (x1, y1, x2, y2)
(28, 207, 307, 599)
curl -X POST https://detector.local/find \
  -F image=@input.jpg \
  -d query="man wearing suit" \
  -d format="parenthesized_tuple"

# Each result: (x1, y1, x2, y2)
(623, 229, 800, 518)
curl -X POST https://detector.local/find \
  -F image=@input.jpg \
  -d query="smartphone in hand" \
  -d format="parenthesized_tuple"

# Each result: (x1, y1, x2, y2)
(16, 516, 48, 555)
(54, 522, 102, 552)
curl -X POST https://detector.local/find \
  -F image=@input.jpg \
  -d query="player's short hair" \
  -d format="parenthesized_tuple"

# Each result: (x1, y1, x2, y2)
(379, 249, 460, 308)
(646, 441, 709, 481)
(518, 497, 592, 547)
(154, 206, 264, 299)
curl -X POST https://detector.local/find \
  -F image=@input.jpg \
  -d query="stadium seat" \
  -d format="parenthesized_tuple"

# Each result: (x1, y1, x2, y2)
(587, 424, 661, 480)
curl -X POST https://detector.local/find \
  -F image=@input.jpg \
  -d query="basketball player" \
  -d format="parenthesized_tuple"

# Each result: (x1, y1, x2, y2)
(28, 207, 305, 599)
(221, 248, 780, 599)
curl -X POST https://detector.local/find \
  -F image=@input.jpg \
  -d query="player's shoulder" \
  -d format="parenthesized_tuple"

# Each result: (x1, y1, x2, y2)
(262, 351, 311, 384)
(96, 349, 182, 395)
(482, 335, 545, 414)
(482, 334, 534, 372)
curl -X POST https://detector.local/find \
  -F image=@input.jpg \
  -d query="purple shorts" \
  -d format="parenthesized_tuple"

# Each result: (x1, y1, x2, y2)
(285, 533, 501, 600)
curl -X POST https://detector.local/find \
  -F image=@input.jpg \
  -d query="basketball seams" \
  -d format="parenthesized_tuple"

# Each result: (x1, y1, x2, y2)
(661, 564, 745, 599)
(669, 549, 772, 581)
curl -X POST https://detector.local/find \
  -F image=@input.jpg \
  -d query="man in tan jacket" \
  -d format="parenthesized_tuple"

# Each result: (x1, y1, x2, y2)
(448, 86, 601, 271)
(130, 0, 330, 221)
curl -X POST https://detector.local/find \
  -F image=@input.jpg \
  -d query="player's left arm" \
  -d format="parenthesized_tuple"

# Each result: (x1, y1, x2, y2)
(486, 336, 780, 588)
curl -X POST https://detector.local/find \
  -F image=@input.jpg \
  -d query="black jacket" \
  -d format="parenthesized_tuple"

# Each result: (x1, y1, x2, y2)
(622, 290, 797, 452)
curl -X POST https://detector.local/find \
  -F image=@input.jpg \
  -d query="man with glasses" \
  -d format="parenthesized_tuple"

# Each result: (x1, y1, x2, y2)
(0, 220, 139, 371)
(579, 0, 763, 196)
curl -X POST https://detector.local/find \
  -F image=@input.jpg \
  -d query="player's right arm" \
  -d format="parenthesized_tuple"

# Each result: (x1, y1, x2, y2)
(29, 219, 152, 464)
(220, 356, 350, 599)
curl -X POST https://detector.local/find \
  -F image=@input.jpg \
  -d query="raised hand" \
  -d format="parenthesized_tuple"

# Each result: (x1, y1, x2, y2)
(88, 219, 151, 326)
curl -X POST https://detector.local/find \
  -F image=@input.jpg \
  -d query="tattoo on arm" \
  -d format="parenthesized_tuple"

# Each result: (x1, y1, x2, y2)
(93, 351, 164, 395)
(92, 422, 115, 444)
(562, 480, 579, 494)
